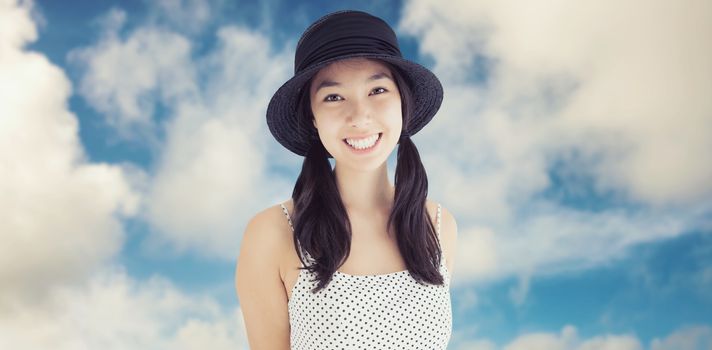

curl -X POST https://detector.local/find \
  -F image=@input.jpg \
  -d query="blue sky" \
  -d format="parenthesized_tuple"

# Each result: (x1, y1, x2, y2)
(2, 0, 712, 349)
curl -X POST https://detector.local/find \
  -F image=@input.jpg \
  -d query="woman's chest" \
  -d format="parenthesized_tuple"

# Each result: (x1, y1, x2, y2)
(283, 234, 406, 301)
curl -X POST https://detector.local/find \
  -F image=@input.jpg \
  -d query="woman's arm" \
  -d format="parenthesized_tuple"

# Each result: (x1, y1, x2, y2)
(235, 209, 291, 349)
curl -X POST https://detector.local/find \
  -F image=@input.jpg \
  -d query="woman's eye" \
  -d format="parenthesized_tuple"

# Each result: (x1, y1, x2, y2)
(324, 94, 343, 102)
(370, 87, 387, 95)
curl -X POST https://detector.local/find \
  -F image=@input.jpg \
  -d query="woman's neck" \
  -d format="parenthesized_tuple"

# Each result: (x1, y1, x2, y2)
(333, 161, 395, 213)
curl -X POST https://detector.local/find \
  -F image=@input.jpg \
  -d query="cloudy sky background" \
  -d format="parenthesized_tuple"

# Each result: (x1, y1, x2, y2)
(1, 0, 711, 349)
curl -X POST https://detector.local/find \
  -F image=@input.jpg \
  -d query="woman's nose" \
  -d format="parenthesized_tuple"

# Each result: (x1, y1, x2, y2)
(346, 99, 371, 127)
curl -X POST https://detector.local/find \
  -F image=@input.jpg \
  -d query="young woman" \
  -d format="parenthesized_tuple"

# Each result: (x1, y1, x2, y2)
(236, 10, 458, 350)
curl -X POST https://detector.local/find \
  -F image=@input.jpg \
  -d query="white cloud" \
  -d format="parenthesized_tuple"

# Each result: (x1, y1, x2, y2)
(577, 336, 644, 350)
(70, 5, 296, 258)
(0, 0, 36, 50)
(402, 0, 712, 293)
(404, 0, 712, 206)
(0, 0, 140, 307)
(454, 324, 712, 350)
(143, 25, 295, 258)
(515, 325, 580, 350)
(650, 325, 712, 350)
(68, 8, 198, 143)
(451, 225, 498, 286)
(455, 339, 497, 350)
(148, 0, 213, 34)
(507, 270, 531, 306)
(457, 325, 643, 350)
(0, 3, 249, 348)
(0, 266, 248, 350)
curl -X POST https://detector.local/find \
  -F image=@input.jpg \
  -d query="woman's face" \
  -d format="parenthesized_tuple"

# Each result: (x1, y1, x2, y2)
(309, 58, 403, 170)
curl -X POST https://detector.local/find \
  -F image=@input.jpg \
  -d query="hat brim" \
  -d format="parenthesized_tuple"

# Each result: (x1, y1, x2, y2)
(266, 53, 443, 157)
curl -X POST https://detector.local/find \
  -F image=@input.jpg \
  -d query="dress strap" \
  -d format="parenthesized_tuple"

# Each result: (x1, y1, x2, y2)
(436, 202, 448, 273)
(280, 202, 315, 267)
(436, 203, 442, 239)
(280, 203, 295, 232)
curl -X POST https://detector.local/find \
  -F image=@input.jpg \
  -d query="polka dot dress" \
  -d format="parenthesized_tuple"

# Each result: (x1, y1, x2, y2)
(281, 203, 452, 350)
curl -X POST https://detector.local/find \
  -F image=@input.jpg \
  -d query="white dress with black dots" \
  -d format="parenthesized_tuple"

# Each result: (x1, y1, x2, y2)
(280, 202, 452, 350)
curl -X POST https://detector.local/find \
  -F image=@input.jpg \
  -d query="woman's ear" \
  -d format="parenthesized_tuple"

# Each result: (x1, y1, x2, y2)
(312, 118, 317, 129)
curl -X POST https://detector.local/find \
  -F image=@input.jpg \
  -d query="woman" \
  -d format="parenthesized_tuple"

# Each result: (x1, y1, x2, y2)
(236, 10, 458, 349)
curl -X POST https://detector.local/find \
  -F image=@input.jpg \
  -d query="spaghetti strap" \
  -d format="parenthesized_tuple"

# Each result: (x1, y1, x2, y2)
(280, 202, 314, 267)
(280, 203, 295, 232)
(436, 202, 448, 271)
(436, 203, 442, 239)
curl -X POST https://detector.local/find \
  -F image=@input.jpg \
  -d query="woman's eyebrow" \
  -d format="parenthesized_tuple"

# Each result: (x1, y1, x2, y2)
(367, 72, 393, 82)
(314, 79, 340, 93)
(313, 72, 393, 93)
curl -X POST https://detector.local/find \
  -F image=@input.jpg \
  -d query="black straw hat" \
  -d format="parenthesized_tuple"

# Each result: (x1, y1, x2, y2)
(266, 10, 443, 157)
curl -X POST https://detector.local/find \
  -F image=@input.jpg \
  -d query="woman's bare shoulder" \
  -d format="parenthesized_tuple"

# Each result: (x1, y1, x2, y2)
(439, 203, 458, 241)
(235, 200, 293, 348)
(425, 198, 456, 227)
(425, 198, 458, 271)
(244, 199, 294, 243)
(237, 199, 295, 289)
(425, 198, 443, 226)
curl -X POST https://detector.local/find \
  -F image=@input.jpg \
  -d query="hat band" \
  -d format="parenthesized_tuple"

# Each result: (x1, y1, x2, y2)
(296, 39, 401, 73)
(294, 12, 402, 73)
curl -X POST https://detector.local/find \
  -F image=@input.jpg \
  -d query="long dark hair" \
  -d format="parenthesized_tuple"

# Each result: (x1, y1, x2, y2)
(290, 59, 444, 293)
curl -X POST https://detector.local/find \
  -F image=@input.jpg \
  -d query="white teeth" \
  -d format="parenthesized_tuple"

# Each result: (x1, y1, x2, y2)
(345, 133, 379, 150)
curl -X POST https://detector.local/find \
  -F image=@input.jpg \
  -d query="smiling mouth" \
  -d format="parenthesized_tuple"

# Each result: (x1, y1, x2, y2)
(343, 133, 382, 150)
